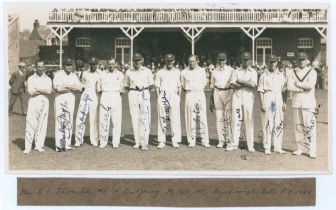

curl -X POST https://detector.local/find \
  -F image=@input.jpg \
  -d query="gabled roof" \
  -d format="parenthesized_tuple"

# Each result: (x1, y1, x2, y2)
(38, 26, 53, 41)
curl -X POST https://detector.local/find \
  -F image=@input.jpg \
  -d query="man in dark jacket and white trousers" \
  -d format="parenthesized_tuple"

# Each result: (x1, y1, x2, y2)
(9, 62, 27, 116)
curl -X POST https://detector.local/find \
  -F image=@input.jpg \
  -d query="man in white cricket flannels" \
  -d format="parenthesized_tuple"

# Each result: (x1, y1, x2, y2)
(287, 52, 317, 159)
(23, 60, 52, 154)
(97, 58, 124, 149)
(181, 55, 210, 148)
(123, 53, 154, 151)
(226, 52, 257, 152)
(74, 57, 101, 147)
(155, 53, 182, 149)
(209, 53, 234, 148)
(53, 58, 82, 152)
(258, 55, 287, 155)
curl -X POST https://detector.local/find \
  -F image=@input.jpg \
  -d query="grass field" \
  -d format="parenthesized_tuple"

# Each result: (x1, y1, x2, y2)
(8, 89, 329, 173)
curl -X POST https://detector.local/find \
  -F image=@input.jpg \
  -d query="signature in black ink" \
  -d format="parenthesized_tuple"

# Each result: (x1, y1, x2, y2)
(191, 103, 205, 141)
(160, 91, 171, 134)
(222, 115, 232, 142)
(99, 104, 110, 143)
(293, 107, 320, 152)
(76, 93, 92, 143)
(25, 100, 47, 145)
(265, 120, 285, 138)
(139, 90, 150, 143)
(57, 101, 72, 148)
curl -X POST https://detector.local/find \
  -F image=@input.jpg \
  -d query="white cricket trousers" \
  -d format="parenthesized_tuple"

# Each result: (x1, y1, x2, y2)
(99, 92, 122, 147)
(262, 92, 284, 151)
(157, 91, 181, 144)
(54, 92, 75, 148)
(184, 91, 209, 145)
(75, 91, 99, 145)
(293, 108, 317, 156)
(128, 90, 151, 146)
(214, 89, 233, 143)
(24, 95, 49, 151)
(230, 90, 255, 150)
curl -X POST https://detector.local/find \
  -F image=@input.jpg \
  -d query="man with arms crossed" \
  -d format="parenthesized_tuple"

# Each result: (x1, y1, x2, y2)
(23, 60, 52, 153)
(53, 58, 82, 152)
(181, 55, 210, 148)
(226, 52, 257, 152)
(155, 53, 182, 148)
(287, 52, 317, 159)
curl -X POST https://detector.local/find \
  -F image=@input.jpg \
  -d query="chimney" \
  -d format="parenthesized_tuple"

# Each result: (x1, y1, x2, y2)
(33, 19, 40, 29)
(29, 19, 42, 40)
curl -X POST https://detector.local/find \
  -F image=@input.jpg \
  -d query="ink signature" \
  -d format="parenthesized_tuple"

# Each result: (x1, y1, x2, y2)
(265, 120, 285, 138)
(99, 104, 110, 143)
(191, 103, 205, 141)
(160, 91, 171, 134)
(25, 100, 47, 145)
(223, 115, 232, 142)
(57, 101, 72, 148)
(293, 105, 320, 152)
(76, 93, 92, 143)
(139, 90, 150, 144)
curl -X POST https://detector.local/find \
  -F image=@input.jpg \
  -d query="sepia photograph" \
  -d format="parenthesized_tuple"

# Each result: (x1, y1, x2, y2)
(5, 1, 330, 174)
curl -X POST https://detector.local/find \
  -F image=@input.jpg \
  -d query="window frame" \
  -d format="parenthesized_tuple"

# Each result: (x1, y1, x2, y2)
(297, 37, 313, 49)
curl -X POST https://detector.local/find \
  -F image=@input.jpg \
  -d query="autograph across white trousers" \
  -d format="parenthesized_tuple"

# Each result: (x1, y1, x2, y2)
(99, 92, 122, 147)
(293, 108, 317, 156)
(157, 91, 181, 144)
(214, 89, 233, 143)
(128, 90, 151, 146)
(262, 92, 284, 151)
(184, 91, 209, 145)
(75, 91, 99, 145)
(24, 95, 49, 151)
(230, 90, 255, 150)
(54, 92, 75, 148)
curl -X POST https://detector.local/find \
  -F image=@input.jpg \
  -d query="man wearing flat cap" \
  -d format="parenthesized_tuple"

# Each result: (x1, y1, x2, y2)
(181, 55, 211, 148)
(287, 52, 317, 159)
(9, 62, 28, 116)
(258, 54, 287, 155)
(53, 58, 82, 152)
(155, 53, 182, 148)
(226, 52, 257, 152)
(74, 57, 102, 147)
(209, 53, 234, 148)
(123, 53, 154, 151)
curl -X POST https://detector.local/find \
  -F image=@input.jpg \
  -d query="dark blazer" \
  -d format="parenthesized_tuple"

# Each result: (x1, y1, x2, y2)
(9, 70, 26, 94)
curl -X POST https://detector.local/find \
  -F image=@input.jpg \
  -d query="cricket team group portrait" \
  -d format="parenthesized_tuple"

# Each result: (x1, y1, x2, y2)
(6, 3, 329, 172)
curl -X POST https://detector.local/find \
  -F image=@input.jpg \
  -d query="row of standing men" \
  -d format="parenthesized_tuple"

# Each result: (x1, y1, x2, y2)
(22, 51, 318, 158)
